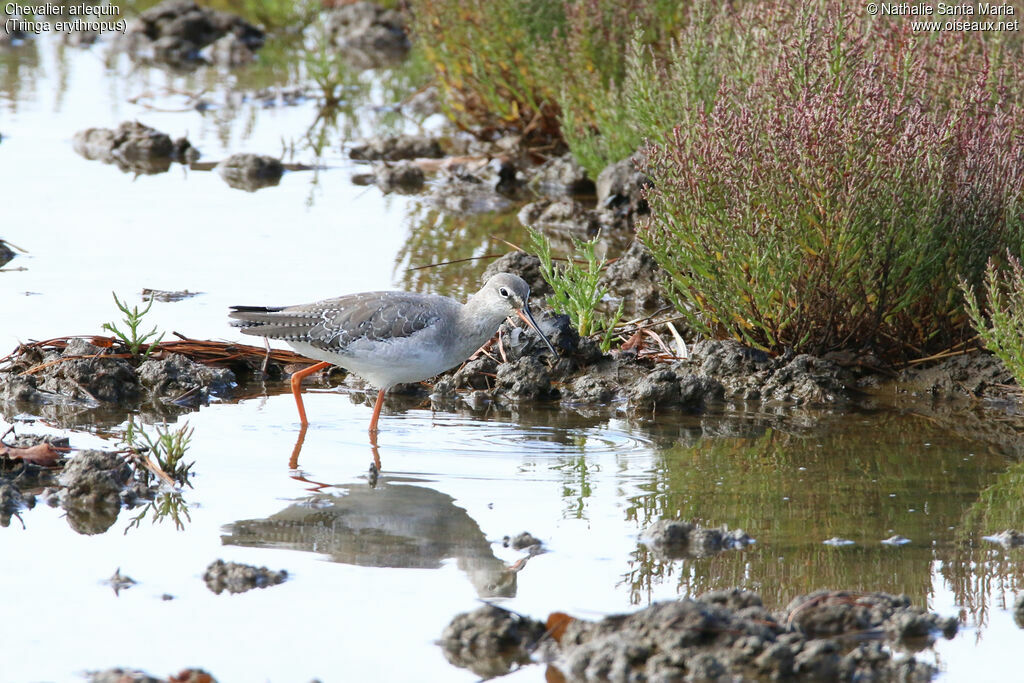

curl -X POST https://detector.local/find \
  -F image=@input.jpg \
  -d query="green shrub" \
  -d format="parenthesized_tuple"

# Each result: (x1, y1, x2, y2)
(411, 0, 564, 142)
(961, 255, 1024, 387)
(560, 0, 767, 177)
(639, 4, 1024, 358)
(410, 0, 685, 149)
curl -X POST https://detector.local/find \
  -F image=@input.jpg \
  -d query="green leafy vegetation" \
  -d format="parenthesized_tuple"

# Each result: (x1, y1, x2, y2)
(102, 293, 164, 360)
(411, 0, 685, 149)
(530, 229, 623, 352)
(230, 0, 318, 31)
(961, 255, 1024, 387)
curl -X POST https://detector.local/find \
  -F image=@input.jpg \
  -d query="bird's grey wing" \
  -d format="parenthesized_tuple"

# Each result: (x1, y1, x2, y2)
(305, 292, 445, 352)
(230, 292, 446, 353)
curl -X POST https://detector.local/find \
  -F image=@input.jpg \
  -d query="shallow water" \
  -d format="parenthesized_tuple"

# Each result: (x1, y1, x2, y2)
(2, 25, 1024, 683)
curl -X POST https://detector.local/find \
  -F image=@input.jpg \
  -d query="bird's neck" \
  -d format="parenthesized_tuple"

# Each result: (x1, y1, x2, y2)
(456, 295, 509, 355)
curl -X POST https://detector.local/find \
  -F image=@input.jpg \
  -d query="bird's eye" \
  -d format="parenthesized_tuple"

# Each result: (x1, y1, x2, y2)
(499, 287, 510, 298)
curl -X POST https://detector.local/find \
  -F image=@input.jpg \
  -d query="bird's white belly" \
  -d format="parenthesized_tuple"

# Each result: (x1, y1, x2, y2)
(288, 335, 465, 389)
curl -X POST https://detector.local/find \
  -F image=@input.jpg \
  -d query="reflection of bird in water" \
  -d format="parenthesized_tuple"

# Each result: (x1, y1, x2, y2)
(221, 481, 521, 598)
(229, 273, 555, 438)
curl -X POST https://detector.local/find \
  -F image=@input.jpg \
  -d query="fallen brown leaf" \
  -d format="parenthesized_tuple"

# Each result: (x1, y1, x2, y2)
(0, 442, 63, 467)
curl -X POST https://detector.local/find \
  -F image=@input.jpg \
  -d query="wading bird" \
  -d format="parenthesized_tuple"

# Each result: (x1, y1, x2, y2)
(229, 273, 556, 435)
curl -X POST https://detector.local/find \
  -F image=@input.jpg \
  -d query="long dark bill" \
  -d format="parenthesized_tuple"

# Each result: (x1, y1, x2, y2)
(516, 305, 557, 355)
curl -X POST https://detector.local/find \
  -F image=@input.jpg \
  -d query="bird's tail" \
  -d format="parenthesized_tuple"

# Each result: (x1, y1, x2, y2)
(228, 305, 287, 329)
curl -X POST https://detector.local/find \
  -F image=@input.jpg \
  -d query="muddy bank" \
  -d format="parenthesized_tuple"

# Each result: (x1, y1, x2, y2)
(425, 328, 859, 414)
(896, 352, 1018, 402)
(0, 338, 235, 413)
(3, 319, 1019, 437)
(443, 589, 956, 681)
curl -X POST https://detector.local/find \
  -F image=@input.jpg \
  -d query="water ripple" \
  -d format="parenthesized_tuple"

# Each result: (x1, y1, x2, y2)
(385, 412, 655, 459)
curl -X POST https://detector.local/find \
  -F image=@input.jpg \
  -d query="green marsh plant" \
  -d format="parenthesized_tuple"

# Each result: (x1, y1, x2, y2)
(529, 229, 624, 352)
(961, 255, 1024, 388)
(102, 292, 164, 360)
(639, 5, 1024, 359)
(233, 0, 318, 32)
(412, 0, 684, 148)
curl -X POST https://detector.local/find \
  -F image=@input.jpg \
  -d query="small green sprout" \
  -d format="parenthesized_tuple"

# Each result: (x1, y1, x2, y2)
(102, 292, 164, 359)
(529, 229, 624, 352)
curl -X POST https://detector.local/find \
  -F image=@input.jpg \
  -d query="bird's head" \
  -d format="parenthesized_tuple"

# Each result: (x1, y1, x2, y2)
(478, 273, 556, 355)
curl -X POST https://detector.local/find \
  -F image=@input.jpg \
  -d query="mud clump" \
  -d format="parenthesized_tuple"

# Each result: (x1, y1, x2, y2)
(0, 338, 141, 406)
(217, 153, 284, 192)
(440, 604, 547, 679)
(600, 241, 665, 315)
(596, 151, 651, 222)
(684, 339, 856, 405)
(640, 519, 754, 559)
(528, 153, 594, 197)
(372, 161, 425, 194)
(349, 134, 443, 161)
(629, 369, 725, 412)
(444, 589, 952, 681)
(0, 435, 67, 525)
(897, 352, 1015, 401)
(138, 353, 235, 406)
(421, 159, 520, 214)
(203, 559, 288, 595)
(1014, 594, 1024, 629)
(563, 375, 616, 404)
(59, 450, 135, 535)
(495, 356, 553, 402)
(787, 591, 957, 642)
(518, 198, 605, 238)
(119, 0, 264, 68)
(73, 122, 198, 175)
(324, 1, 409, 69)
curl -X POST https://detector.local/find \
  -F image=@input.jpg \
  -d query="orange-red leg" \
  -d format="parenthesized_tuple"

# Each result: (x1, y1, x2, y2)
(368, 388, 386, 434)
(290, 361, 332, 426)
